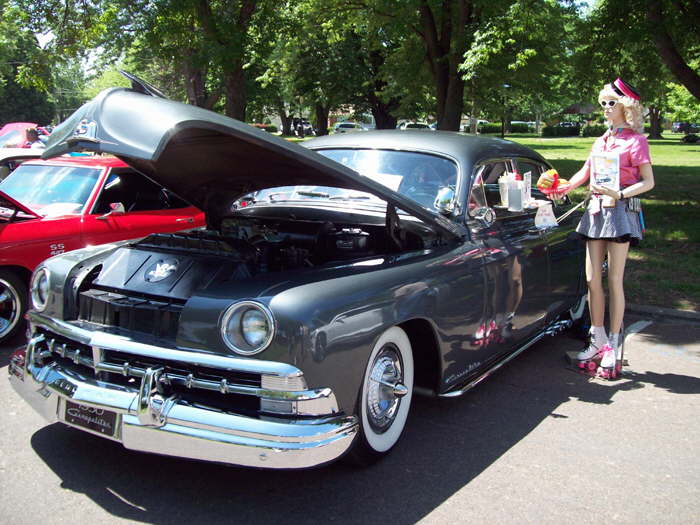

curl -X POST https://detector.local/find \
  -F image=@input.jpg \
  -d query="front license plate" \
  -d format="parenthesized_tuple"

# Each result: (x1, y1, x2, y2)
(64, 401, 118, 437)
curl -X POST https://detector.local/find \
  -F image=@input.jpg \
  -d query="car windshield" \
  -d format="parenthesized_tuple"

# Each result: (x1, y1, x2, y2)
(0, 164, 101, 216)
(250, 149, 458, 210)
(0, 130, 23, 147)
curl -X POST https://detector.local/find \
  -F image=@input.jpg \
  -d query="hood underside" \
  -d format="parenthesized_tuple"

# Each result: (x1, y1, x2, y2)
(42, 84, 461, 241)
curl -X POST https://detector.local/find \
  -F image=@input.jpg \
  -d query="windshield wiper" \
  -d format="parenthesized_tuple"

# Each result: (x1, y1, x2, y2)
(296, 190, 330, 198)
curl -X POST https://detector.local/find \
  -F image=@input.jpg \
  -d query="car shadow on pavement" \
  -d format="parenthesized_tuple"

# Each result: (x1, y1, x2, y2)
(27, 331, 700, 525)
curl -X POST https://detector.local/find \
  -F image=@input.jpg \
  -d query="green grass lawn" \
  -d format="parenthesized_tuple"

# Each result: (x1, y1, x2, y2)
(510, 133, 700, 312)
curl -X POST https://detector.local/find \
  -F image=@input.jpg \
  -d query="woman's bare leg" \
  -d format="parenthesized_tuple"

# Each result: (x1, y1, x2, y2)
(607, 241, 630, 335)
(585, 240, 607, 327)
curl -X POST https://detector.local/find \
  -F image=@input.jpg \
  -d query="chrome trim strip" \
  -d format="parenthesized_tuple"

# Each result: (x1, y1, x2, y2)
(441, 318, 575, 398)
(32, 333, 336, 411)
(28, 311, 305, 381)
(440, 333, 546, 398)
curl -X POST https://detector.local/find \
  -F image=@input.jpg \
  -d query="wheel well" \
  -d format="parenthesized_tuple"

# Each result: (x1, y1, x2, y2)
(0, 266, 32, 286)
(398, 318, 441, 394)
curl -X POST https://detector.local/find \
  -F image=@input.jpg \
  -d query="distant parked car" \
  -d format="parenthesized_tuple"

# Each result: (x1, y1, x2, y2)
(292, 118, 315, 137)
(0, 123, 49, 147)
(398, 122, 431, 130)
(672, 122, 699, 133)
(0, 155, 205, 342)
(333, 121, 366, 133)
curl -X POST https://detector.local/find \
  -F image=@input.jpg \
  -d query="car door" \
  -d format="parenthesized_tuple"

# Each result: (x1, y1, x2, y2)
(467, 159, 551, 357)
(514, 158, 585, 320)
(81, 168, 203, 245)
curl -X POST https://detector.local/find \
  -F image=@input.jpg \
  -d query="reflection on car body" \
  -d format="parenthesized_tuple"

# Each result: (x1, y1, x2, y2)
(9, 79, 587, 470)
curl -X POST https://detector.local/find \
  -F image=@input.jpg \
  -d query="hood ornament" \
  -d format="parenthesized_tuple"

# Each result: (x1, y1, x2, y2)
(145, 259, 179, 282)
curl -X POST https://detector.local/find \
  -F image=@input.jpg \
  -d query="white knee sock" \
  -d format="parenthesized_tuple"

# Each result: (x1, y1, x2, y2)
(608, 332, 619, 349)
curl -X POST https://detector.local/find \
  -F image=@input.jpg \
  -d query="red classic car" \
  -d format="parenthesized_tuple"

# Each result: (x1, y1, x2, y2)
(0, 155, 205, 342)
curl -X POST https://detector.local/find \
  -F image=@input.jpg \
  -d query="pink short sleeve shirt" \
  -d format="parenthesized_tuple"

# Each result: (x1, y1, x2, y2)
(585, 128, 652, 187)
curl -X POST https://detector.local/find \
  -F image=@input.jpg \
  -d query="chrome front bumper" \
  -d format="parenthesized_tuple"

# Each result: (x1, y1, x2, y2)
(9, 319, 358, 469)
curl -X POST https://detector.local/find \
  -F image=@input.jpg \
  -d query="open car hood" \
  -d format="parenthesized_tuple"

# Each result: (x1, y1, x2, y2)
(43, 85, 462, 241)
(0, 190, 42, 219)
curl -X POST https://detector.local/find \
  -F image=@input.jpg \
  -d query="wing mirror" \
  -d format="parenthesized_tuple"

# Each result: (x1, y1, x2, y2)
(469, 206, 496, 228)
(433, 186, 455, 215)
(97, 202, 126, 220)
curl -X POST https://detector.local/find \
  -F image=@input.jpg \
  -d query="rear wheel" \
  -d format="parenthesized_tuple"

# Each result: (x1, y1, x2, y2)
(0, 269, 27, 344)
(348, 326, 414, 465)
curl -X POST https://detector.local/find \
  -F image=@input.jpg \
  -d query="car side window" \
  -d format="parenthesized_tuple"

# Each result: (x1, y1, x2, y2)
(478, 161, 511, 209)
(94, 170, 188, 214)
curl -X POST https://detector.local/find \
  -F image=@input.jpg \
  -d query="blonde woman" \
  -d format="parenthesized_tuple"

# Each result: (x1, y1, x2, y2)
(553, 79, 655, 377)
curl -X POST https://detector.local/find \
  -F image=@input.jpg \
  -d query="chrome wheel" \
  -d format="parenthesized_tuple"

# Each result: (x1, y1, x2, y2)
(0, 276, 23, 340)
(366, 345, 408, 433)
(357, 326, 414, 456)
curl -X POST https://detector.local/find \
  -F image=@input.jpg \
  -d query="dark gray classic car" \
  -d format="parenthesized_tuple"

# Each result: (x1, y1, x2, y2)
(9, 80, 587, 469)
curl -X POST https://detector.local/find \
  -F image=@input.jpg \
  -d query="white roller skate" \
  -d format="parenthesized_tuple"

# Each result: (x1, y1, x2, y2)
(574, 326, 608, 376)
(598, 331, 624, 380)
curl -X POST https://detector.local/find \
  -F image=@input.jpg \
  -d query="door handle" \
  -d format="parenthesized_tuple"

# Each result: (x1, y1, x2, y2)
(176, 217, 194, 223)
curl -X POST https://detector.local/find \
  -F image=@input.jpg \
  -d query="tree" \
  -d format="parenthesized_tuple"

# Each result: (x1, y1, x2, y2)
(460, 0, 584, 133)
(645, 0, 700, 101)
(0, 4, 55, 123)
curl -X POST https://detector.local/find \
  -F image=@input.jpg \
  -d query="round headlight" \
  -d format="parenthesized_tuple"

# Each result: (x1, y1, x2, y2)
(30, 268, 50, 311)
(220, 301, 275, 355)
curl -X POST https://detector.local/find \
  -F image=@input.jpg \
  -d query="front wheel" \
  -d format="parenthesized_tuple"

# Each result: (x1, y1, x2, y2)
(0, 269, 27, 344)
(348, 326, 414, 465)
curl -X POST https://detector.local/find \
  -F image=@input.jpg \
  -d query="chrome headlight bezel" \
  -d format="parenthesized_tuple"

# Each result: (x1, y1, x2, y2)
(220, 301, 275, 356)
(30, 267, 50, 311)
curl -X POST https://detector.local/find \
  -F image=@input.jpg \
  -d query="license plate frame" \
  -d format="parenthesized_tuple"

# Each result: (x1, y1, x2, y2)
(64, 400, 118, 438)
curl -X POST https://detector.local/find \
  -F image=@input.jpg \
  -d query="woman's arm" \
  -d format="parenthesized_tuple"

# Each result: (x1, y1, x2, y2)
(591, 163, 654, 200)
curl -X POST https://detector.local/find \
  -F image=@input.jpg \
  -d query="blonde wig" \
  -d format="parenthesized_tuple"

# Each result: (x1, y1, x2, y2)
(598, 83, 645, 134)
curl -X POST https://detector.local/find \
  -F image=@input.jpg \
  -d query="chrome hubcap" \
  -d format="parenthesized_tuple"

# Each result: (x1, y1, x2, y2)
(366, 345, 405, 433)
(0, 279, 21, 338)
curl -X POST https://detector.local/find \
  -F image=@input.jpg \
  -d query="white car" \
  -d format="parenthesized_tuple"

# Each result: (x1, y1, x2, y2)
(398, 122, 431, 130)
(332, 121, 366, 133)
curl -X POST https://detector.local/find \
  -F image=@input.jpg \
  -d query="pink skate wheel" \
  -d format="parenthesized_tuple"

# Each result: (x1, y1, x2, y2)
(587, 361, 597, 371)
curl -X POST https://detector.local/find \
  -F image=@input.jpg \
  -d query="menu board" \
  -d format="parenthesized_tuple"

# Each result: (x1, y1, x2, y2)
(590, 152, 620, 191)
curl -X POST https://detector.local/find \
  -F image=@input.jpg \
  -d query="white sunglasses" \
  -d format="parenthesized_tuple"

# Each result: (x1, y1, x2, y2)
(600, 100, 617, 108)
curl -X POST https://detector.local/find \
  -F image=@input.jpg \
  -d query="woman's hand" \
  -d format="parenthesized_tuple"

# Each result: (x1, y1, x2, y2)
(590, 183, 619, 199)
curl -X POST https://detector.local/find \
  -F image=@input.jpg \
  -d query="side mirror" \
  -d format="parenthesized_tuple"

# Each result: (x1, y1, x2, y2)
(97, 202, 126, 220)
(109, 202, 126, 214)
(433, 186, 455, 215)
(469, 206, 496, 228)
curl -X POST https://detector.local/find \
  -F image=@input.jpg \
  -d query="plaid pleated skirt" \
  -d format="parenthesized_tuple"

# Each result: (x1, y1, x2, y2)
(575, 198, 643, 246)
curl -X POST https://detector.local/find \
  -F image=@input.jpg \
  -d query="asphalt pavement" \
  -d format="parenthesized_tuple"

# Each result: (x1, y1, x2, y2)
(1, 311, 698, 525)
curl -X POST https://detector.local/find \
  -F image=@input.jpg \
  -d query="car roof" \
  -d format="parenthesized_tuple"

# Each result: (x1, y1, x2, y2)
(306, 130, 547, 167)
(22, 155, 128, 169)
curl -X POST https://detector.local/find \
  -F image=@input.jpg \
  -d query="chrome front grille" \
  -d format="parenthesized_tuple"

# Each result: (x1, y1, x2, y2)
(34, 329, 261, 412)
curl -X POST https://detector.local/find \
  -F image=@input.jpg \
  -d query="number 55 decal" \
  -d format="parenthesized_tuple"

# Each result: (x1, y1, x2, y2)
(49, 243, 65, 256)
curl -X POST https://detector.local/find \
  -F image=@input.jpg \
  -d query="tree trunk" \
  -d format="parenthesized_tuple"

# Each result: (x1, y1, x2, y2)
(315, 104, 329, 136)
(417, 0, 471, 131)
(224, 66, 247, 121)
(276, 99, 293, 136)
(365, 49, 399, 129)
(647, 106, 663, 139)
(647, 0, 700, 100)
